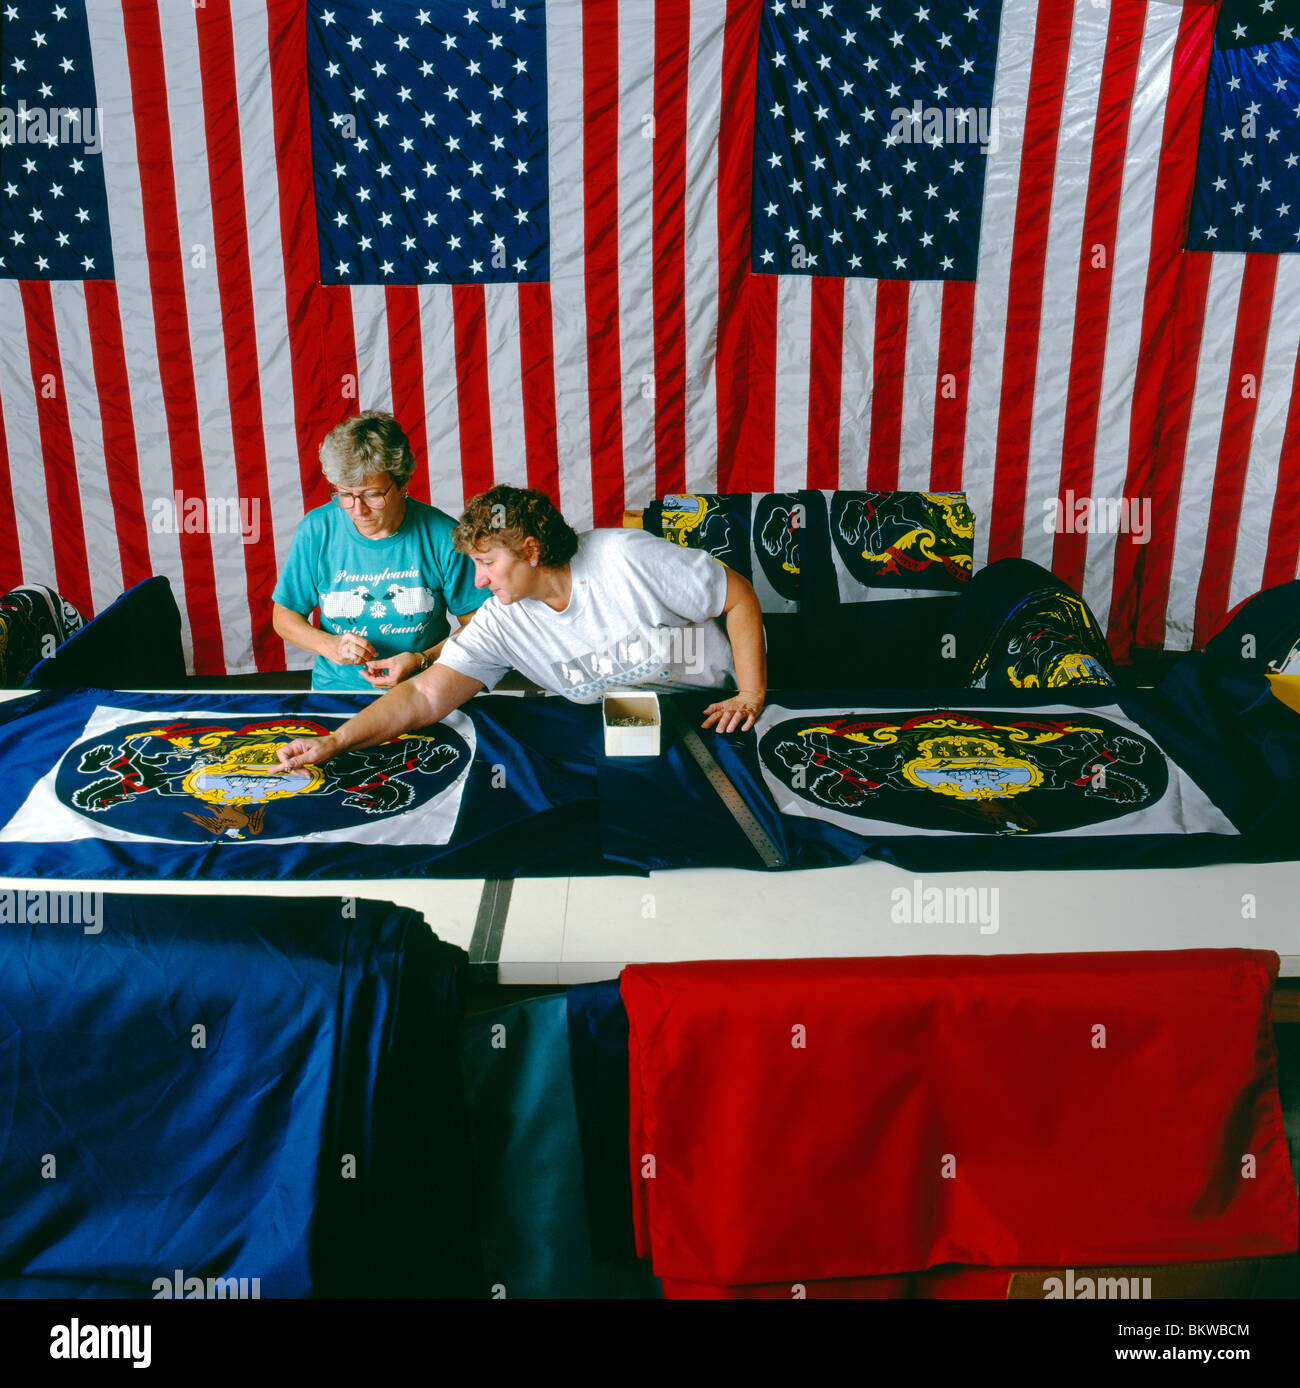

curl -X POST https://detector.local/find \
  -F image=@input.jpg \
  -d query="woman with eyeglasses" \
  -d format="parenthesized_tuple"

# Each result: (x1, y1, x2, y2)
(271, 412, 488, 692)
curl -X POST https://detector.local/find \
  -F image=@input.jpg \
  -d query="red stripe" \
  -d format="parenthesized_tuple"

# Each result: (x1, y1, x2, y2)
(582, 0, 625, 524)
(452, 283, 495, 500)
(1051, 3, 1146, 592)
(986, 5, 1074, 564)
(1191, 255, 1278, 647)
(20, 283, 92, 617)
(1261, 339, 1300, 590)
(317, 287, 359, 509)
(518, 282, 560, 500)
(652, 0, 691, 497)
(806, 278, 844, 490)
(715, 0, 766, 491)
(83, 283, 152, 593)
(121, 0, 225, 675)
(0, 390, 21, 591)
(866, 280, 908, 491)
(385, 285, 430, 505)
(196, 3, 282, 673)
(929, 280, 975, 493)
(267, 0, 332, 513)
(736, 276, 777, 493)
(1107, 1, 1218, 659)
(1130, 256, 1212, 650)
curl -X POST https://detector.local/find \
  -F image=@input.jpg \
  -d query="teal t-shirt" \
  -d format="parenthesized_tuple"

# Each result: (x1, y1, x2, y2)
(272, 498, 487, 691)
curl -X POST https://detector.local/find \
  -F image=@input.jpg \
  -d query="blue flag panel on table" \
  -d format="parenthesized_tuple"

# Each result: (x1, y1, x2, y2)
(309, 0, 550, 284)
(751, 0, 1004, 280)
(1186, 0, 1300, 253)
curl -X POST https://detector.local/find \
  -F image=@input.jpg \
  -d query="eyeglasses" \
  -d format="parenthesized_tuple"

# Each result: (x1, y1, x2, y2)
(332, 484, 395, 510)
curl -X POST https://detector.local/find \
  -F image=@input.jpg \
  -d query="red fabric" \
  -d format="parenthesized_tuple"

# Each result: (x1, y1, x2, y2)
(623, 951, 1297, 1291)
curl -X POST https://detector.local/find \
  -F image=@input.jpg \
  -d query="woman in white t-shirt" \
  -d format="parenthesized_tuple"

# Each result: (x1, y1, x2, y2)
(276, 485, 767, 771)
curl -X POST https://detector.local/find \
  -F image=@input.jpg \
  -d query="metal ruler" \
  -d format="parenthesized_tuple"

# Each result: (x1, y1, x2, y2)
(660, 699, 787, 870)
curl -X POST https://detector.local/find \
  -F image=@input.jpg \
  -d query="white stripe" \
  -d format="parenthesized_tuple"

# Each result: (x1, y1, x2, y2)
(682, 0, 723, 494)
(897, 281, 943, 493)
(772, 275, 813, 491)
(1082, 0, 1181, 624)
(0, 284, 59, 589)
(837, 278, 877, 488)
(230, 0, 308, 578)
(420, 286, 466, 516)
(1164, 255, 1246, 648)
(348, 286, 393, 415)
(482, 283, 528, 487)
(961, 0, 1038, 569)
(157, 2, 256, 673)
(86, 1, 193, 671)
(616, 0, 657, 508)
(48, 282, 119, 614)
(1021, 0, 1109, 572)
(544, 0, 594, 529)
(1228, 259, 1300, 611)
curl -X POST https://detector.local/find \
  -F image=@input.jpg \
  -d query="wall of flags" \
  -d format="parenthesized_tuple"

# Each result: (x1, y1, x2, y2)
(0, 0, 1297, 676)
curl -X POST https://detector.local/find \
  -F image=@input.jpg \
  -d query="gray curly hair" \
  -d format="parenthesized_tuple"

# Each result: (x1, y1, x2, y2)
(319, 411, 417, 490)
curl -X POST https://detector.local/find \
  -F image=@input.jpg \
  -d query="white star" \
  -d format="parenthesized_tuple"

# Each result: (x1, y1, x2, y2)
(336, 259, 351, 275)
(380, 259, 395, 275)
(81, 255, 94, 271)
(470, 258, 484, 274)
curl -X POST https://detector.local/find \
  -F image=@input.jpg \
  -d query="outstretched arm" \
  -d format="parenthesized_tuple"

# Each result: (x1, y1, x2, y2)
(701, 567, 767, 734)
(277, 663, 485, 769)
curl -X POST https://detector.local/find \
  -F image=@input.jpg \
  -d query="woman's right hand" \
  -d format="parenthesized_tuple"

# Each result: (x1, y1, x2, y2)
(276, 735, 340, 770)
(330, 631, 378, 665)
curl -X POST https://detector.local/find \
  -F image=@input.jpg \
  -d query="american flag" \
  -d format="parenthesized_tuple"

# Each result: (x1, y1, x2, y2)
(0, 0, 1297, 675)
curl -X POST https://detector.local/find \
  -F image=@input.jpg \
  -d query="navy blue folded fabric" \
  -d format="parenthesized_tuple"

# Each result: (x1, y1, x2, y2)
(1201, 579, 1300, 675)
(24, 577, 186, 690)
(951, 557, 1117, 690)
(566, 981, 646, 1268)
(0, 893, 481, 1297)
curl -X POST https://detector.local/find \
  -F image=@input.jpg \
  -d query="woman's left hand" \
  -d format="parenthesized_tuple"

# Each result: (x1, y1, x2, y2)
(360, 650, 425, 690)
(701, 690, 765, 735)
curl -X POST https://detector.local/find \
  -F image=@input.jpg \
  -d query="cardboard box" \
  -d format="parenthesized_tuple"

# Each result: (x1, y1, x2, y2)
(602, 691, 661, 757)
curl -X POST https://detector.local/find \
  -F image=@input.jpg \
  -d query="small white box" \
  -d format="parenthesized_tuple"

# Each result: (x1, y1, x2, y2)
(602, 690, 662, 757)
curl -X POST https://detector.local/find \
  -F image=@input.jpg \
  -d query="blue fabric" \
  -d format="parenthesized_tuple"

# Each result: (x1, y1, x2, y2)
(0, 679, 1296, 880)
(566, 980, 654, 1277)
(0, 893, 480, 1297)
(0, 688, 603, 881)
(272, 499, 488, 691)
(952, 557, 1117, 690)
(599, 685, 1300, 873)
(461, 993, 656, 1298)
(1200, 580, 1300, 675)
(24, 577, 185, 691)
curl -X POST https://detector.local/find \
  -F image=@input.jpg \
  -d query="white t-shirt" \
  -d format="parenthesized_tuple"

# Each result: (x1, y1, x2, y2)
(436, 528, 737, 702)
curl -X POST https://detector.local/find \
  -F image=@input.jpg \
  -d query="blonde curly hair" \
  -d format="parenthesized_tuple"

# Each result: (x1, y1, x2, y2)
(453, 485, 579, 567)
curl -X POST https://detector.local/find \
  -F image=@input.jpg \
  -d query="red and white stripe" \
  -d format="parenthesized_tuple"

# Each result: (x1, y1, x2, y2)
(2, 0, 1298, 676)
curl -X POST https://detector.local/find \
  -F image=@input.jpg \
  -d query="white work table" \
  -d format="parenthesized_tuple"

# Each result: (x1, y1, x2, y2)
(1, 688, 1296, 983)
